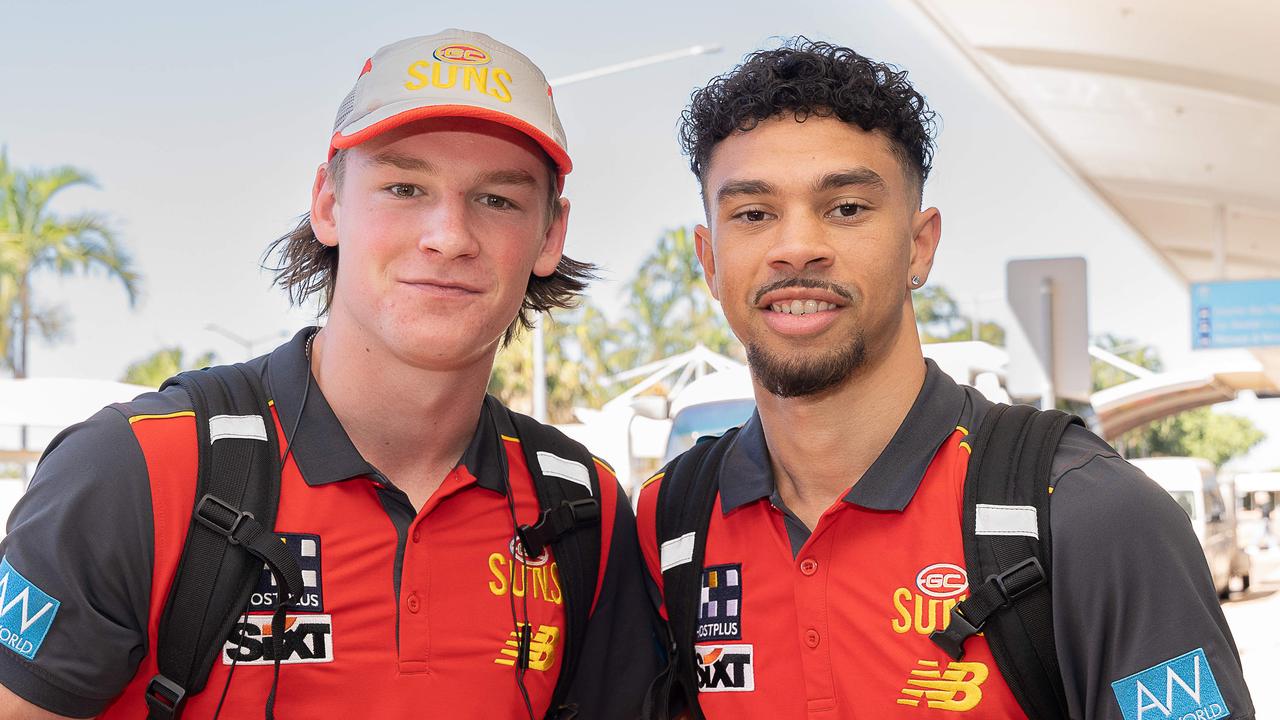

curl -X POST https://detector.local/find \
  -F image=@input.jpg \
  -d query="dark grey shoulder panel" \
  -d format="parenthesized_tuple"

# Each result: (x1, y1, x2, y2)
(1049, 452, 1254, 720)
(0, 404, 156, 715)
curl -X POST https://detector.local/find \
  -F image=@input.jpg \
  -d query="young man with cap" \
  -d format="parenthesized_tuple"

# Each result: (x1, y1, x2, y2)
(0, 29, 658, 719)
(636, 39, 1254, 719)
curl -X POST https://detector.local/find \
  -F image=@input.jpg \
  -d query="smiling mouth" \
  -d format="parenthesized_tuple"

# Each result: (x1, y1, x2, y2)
(768, 300, 838, 316)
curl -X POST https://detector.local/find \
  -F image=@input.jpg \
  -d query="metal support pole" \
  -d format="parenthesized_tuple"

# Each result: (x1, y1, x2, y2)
(1040, 278, 1055, 410)
(1212, 203, 1228, 279)
(531, 315, 547, 422)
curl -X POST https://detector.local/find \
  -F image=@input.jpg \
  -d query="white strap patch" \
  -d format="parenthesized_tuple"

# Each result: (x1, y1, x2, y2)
(536, 451, 592, 495)
(660, 532, 697, 572)
(975, 504, 1039, 538)
(209, 414, 268, 443)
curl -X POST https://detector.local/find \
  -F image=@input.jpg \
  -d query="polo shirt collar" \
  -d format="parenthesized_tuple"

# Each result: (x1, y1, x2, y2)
(265, 327, 510, 493)
(717, 358, 968, 514)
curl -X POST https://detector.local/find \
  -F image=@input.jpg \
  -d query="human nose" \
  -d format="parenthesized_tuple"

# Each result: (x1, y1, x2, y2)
(417, 195, 481, 259)
(765, 214, 834, 274)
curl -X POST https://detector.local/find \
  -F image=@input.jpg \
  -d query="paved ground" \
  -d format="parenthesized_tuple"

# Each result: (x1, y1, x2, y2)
(1221, 547, 1280, 717)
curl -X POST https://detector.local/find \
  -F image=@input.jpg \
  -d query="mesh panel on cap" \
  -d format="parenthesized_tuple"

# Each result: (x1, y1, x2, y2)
(333, 87, 358, 133)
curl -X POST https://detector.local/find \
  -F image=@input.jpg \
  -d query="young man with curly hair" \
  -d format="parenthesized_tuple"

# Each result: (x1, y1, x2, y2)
(636, 39, 1254, 719)
(0, 30, 658, 719)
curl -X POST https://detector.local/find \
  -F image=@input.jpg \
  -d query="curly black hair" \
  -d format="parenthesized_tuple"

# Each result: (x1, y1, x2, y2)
(679, 38, 937, 198)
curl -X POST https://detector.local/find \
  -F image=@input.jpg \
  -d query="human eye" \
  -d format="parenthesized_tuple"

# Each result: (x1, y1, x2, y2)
(825, 202, 865, 219)
(479, 194, 518, 211)
(385, 183, 422, 199)
(730, 207, 772, 223)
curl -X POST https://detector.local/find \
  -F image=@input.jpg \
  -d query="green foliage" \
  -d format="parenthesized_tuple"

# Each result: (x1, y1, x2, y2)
(122, 347, 216, 389)
(489, 227, 741, 421)
(1119, 407, 1266, 467)
(610, 227, 738, 369)
(914, 285, 1005, 345)
(0, 150, 140, 376)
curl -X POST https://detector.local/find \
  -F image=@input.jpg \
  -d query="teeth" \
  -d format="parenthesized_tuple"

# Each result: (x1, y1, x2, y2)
(769, 300, 837, 315)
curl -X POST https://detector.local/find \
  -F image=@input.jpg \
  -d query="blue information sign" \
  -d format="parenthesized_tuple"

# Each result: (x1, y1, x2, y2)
(1191, 279, 1280, 349)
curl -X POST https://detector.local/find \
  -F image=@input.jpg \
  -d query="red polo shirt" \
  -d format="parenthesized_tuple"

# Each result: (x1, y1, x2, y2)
(0, 329, 659, 718)
(637, 365, 1025, 718)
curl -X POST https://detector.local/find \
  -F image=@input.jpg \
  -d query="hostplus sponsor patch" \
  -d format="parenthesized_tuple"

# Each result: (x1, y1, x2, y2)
(697, 563, 742, 641)
(248, 533, 323, 612)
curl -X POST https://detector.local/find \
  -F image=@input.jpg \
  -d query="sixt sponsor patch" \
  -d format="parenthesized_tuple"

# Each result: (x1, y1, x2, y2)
(696, 644, 754, 693)
(248, 533, 323, 613)
(697, 564, 742, 641)
(0, 558, 60, 661)
(223, 614, 333, 665)
(1110, 648, 1229, 720)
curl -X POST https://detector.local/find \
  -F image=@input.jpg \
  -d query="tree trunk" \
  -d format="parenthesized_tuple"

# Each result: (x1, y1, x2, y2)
(17, 273, 29, 379)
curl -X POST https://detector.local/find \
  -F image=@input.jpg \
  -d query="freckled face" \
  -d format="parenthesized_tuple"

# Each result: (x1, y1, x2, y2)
(314, 117, 566, 371)
(696, 115, 926, 396)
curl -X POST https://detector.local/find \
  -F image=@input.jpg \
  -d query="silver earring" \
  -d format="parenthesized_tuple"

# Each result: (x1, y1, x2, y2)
(911, 275, 923, 287)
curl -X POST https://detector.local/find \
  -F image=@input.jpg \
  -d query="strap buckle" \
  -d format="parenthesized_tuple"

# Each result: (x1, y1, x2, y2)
(929, 557, 1047, 661)
(144, 673, 186, 716)
(194, 493, 255, 545)
(929, 608, 982, 661)
(992, 557, 1046, 604)
(517, 498, 600, 558)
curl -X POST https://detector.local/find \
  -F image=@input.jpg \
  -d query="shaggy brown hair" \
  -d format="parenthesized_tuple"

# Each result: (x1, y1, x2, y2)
(265, 150, 594, 345)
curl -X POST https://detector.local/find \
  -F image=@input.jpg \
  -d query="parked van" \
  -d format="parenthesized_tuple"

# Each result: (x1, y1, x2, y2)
(1129, 457, 1243, 598)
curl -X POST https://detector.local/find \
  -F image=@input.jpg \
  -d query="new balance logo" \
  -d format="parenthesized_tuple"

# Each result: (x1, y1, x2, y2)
(0, 558, 60, 661)
(1111, 649, 1229, 720)
(897, 659, 988, 711)
(494, 623, 560, 671)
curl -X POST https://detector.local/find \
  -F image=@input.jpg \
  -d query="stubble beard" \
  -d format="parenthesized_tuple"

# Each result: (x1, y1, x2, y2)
(746, 331, 868, 398)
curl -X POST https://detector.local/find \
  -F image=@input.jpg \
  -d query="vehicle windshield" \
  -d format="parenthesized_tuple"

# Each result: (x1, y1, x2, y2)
(1167, 490, 1198, 522)
(664, 399, 756, 462)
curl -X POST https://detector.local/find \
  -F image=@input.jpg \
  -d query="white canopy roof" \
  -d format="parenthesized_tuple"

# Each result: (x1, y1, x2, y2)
(912, 0, 1280, 386)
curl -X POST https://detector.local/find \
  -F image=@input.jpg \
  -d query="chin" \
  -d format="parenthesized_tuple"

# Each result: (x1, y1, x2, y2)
(745, 332, 867, 398)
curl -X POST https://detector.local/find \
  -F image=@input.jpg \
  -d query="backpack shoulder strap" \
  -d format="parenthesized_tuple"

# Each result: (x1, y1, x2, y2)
(652, 428, 741, 720)
(931, 403, 1081, 720)
(504, 406, 602, 720)
(145, 364, 303, 720)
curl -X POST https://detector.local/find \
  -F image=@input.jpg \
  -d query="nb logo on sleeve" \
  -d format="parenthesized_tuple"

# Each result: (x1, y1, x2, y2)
(0, 558, 61, 661)
(1110, 648, 1230, 720)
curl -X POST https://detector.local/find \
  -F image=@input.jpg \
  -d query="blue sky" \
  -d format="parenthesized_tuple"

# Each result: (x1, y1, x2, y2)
(4, 0, 1275, 465)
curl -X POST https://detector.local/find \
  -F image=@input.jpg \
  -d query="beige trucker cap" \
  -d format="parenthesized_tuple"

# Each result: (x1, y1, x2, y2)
(329, 29, 571, 176)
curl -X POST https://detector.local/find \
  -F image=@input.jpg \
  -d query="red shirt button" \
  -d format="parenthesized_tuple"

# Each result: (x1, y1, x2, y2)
(412, 528, 421, 543)
(799, 558, 818, 576)
(804, 629, 820, 648)
(406, 592, 420, 613)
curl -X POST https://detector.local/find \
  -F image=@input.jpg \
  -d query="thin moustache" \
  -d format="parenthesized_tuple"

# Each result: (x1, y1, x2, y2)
(753, 278, 855, 306)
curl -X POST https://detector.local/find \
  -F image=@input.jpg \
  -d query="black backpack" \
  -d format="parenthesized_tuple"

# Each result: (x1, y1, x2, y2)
(648, 402, 1081, 720)
(142, 364, 603, 720)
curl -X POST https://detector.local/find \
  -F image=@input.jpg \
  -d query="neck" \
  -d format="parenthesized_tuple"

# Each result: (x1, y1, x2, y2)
(309, 315, 497, 505)
(755, 312, 926, 528)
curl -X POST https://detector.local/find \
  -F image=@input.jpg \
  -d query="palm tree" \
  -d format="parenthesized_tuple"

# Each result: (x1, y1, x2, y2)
(0, 153, 140, 377)
(122, 347, 217, 389)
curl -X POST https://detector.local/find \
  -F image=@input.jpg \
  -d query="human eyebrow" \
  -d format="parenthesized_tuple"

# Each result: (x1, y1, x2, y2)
(715, 179, 777, 203)
(368, 151, 436, 174)
(475, 169, 540, 188)
(813, 168, 887, 194)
